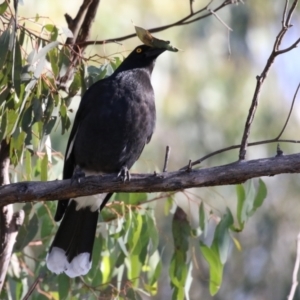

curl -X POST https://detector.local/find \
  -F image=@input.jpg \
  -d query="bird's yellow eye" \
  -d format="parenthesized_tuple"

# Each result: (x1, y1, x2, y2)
(136, 48, 142, 53)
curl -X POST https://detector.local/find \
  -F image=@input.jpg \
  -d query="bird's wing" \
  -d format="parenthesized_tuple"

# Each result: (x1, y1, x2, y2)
(55, 79, 109, 221)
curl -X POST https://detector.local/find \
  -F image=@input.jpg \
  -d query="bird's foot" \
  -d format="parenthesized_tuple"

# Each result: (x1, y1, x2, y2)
(118, 166, 131, 182)
(71, 166, 85, 184)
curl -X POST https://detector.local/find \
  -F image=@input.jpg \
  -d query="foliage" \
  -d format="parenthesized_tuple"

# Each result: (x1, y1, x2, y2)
(0, 4, 270, 300)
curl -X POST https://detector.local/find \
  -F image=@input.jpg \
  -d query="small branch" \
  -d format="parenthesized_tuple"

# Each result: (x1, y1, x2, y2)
(163, 146, 171, 172)
(181, 138, 300, 169)
(208, 8, 233, 31)
(287, 232, 300, 300)
(1, 153, 300, 205)
(238, 0, 299, 160)
(58, 0, 101, 91)
(64, 0, 93, 44)
(189, 0, 194, 14)
(23, 273, 45, 300)
(275, 82, 300, 139)
(77, 0, 235, 47)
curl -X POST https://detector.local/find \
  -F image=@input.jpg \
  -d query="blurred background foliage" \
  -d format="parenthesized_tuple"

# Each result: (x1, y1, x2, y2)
(1, 0, 300, 299)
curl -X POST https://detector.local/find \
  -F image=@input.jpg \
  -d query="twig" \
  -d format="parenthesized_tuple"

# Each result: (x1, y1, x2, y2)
(22, 273, 46, 300)
(189, 0, 194, 14)
(208, 8, 233, 31)
(287, 232, 300, 300)
(163, 146, 171, 172)
(78, 0, 235, 47)
(275, 82, 300, 139)
(238, 0, 299, 160)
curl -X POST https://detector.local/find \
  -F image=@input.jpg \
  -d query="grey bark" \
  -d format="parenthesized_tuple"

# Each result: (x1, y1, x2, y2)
(0, 152, 299, 205)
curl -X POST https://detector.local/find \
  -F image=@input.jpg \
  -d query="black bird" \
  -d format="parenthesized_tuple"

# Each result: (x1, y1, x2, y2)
(46, 45, 166, 277)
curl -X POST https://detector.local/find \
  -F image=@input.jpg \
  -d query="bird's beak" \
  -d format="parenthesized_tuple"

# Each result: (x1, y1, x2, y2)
(146, 47, 167, 58)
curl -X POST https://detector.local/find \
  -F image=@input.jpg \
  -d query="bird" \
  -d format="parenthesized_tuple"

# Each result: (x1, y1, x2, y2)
(46, 44, 167, 278)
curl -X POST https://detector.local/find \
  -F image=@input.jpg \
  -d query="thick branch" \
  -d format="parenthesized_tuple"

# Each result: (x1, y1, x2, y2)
(0, 153, 300, 205)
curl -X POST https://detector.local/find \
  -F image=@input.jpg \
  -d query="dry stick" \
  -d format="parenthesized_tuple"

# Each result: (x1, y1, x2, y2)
(22, 273, 45, 300)
(163, 146, 171, 172)
(208, 8, 233, 31)
(238, 0, 299, 160)
(181, 82, 300, 169)
(287, 232, 300, 300)
(189, 0, 194, 14)
(58, 0, 100, 89)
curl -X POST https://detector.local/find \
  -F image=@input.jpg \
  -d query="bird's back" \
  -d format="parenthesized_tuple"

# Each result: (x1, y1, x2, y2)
(70, 68, 156, 174)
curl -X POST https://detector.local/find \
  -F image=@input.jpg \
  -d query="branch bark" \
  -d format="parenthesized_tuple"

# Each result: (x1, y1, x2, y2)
(0, 152, 300, 205)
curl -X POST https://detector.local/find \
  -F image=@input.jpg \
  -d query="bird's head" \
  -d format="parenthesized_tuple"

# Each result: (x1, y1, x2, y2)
(115, 45, 166, 73)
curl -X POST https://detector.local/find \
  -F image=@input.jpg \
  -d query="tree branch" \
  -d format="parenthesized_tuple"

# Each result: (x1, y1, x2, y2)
(77, 0, 236, 47)
(0, 153, 300, 205)
(238, 0, 299, 160)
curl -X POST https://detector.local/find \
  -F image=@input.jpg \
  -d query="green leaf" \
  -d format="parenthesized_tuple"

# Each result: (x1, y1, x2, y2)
(146, 214, 159, 256)
(215, 208, 234, 264)
(32, 98, 43, 123)
(199, 202, 207, 236)
(0, 2, 8, 14)
(129, 213, 143, 254)
(48, 48, 59, 77)
(6, 109, 18, 136)
(58, 274, 70, 299)
(0, 84, 12, 107)
(0, 109, 7, 141)
(236, 184, 246, 229)
(25, 149, 32, 180)
(253, 178, 267, 209)
(164, 196, 173, 216)
(15, 212, 39, 251)
(126, 288, 143, 300)
(21, 104, 33, 132)
(19, 25, 26, 46)
(0, 28, 11, 70)
(44, 24, 58, 41)
(60, 103, 70, 134)
(68, 69, 81, 97)
(169, 207, 190, 299)
(150, 258, 162, 286)
(200, 242, 223, 296)
(13, 39, 22, 97)
(236, 179, 267, 230)
(128, 193, 147, 205)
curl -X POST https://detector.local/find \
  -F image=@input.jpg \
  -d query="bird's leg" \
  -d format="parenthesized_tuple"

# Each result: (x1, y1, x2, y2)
(71, 165, 86, 184)
(118, 166, 131, 182)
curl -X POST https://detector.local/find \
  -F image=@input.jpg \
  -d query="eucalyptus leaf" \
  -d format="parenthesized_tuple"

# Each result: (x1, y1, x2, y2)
(0, 29, 11, 70)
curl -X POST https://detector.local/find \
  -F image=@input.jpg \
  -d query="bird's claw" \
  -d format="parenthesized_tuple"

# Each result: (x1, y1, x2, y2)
(71, 166, 85, 184)
(118, 166, 131, 182)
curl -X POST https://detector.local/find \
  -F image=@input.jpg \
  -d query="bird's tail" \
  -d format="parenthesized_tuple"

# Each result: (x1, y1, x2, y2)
(46, 200, 98, 278)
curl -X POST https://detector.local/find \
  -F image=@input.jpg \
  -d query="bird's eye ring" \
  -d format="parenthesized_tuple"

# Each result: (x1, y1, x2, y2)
(136, 48, 142, 53)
